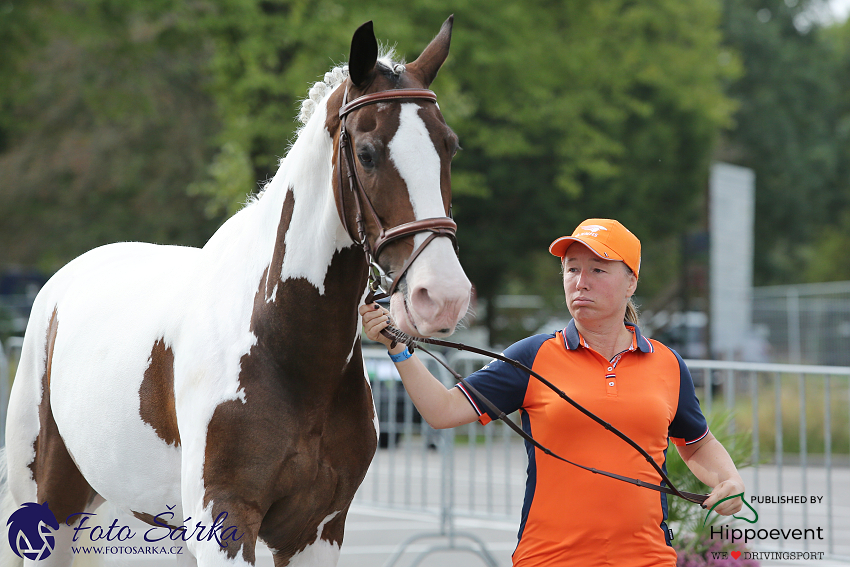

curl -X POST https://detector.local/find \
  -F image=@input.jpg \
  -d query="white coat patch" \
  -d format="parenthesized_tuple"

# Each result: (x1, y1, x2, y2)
(284, 511, 341, 567)
(388, 104, 444, 223)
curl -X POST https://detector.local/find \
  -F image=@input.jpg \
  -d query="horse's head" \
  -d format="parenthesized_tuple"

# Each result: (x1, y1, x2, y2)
(327, 17, 471, 338)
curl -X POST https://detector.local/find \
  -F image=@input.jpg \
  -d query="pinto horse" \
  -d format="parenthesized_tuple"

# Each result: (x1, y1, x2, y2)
(2, 17, 469, 567)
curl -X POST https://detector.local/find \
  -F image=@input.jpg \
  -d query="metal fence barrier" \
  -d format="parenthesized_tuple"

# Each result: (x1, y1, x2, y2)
(0, 338, 9, 446)
(358, 347, 505, 567)
(687, 359, 850, 559)
(0, 338, 846, 562)
(753, 280, 850, 366)
(358, 346, 850, 564)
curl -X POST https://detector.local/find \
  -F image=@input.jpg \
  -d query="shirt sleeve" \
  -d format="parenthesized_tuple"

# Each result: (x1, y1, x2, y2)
(455, 333, 551, 425)
(668, 350, 709, 446)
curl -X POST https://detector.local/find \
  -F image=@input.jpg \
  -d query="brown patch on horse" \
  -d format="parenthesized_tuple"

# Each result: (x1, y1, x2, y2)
(133, 511, 180, 530)
(28, 307, 96, 525)
(267, 189, 295, 295)
(201, 186, 377, 564)
(139, 338, 180, 447)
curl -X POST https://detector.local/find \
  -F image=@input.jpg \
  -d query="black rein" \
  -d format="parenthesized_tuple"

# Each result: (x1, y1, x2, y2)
(379, 326, 709, 506)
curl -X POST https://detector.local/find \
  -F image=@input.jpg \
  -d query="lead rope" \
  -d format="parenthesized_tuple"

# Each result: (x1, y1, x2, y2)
(377, 323, 709, 505)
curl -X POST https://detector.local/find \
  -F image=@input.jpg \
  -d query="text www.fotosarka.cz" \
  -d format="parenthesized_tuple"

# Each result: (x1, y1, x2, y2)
(71, 545, 185, 556)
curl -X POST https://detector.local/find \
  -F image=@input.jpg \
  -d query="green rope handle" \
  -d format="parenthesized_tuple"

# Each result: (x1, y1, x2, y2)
(702, 492, 759, 527)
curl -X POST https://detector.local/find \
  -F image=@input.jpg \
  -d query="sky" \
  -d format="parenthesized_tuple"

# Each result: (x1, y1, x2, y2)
(829, 0, 850, 21)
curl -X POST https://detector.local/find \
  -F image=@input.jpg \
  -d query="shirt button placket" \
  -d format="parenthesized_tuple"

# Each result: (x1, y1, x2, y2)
(605, 370, 618, 396)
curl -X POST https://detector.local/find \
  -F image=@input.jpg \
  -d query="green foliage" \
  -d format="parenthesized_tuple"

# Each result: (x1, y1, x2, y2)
(443, 0, 738, 325)
(0, 0, 748, 311)
(733, 374, 850, 456)
(666, 410, 753, 532)
(719, 0, 845, 286)
(186, 0, 737, 281)
(806, 211, 850, 282)
(0, 0, 224, 271)
(0, 0, 49, 152)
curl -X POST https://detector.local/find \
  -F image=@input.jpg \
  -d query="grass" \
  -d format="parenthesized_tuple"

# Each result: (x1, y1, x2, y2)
(729, 374, 850, 457)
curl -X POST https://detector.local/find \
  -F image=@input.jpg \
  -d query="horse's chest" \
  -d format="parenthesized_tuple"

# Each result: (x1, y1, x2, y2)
(203, 363, 377, 550)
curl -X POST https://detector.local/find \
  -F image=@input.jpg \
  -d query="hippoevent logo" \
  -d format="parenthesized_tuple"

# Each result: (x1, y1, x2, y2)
(6, 502, 245, 560)
(6, 502, 60, 561)
(707, 493, 827, 562)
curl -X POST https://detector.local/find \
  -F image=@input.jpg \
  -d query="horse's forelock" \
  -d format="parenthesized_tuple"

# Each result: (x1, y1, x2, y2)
(297, 46, 404, 127)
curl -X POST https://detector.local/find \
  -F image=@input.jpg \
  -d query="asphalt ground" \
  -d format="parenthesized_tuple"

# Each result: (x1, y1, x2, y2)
(75, 452, 849, 567)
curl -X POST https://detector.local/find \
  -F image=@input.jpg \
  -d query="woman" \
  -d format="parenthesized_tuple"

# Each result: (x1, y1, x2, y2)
(360, 218, 745, 567)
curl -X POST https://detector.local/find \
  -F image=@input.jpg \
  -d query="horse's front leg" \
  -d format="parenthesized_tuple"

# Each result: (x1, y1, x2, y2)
(179, 427, 266, 567)
(182, 495, 264, 567)
(265, 506, 348, 567)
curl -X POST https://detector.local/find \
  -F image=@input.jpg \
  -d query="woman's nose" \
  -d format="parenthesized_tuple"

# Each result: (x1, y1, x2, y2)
(575, 270, 590, 290)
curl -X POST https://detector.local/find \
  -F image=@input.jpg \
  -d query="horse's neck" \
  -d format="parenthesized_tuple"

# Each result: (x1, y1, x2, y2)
(203, 102, 368, 379)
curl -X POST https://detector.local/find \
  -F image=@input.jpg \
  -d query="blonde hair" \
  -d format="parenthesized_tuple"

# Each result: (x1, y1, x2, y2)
(625, 298, 640, 326)
(625, 266, 639, 326)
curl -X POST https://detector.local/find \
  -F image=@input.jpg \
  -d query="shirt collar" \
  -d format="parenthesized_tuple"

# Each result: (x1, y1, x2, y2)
(562, 318, 654, 353)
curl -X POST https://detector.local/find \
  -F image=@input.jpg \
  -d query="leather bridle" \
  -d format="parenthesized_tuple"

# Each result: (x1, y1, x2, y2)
(337, 85, 458, 298)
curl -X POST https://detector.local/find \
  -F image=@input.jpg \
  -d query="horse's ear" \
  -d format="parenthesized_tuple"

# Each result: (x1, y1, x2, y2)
(407, 15, 453, 88)
(349, 21, 378, 88)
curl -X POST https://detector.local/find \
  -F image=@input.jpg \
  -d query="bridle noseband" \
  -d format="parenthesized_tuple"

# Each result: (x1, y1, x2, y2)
(337, 86, 458, 299)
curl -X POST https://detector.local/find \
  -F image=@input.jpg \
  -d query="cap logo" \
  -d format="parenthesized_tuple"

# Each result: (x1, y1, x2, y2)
(581, 225, 608, 233)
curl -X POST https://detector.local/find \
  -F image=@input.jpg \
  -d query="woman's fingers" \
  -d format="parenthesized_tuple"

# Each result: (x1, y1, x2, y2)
(360, 303, 393, 347)
(702, 480, 745, 516)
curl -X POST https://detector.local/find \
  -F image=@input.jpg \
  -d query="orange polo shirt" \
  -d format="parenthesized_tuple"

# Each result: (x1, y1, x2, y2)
(456, 319, 708, 567)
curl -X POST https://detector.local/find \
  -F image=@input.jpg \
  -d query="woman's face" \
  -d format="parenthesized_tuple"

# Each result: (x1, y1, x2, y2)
(562, 242, 637, 325)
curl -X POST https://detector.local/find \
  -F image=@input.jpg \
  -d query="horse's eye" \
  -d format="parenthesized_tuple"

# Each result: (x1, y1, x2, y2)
(358, 152, 374, 167)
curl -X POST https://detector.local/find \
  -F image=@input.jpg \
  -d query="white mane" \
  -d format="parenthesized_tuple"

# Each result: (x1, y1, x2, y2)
(297, 65, 349, 125)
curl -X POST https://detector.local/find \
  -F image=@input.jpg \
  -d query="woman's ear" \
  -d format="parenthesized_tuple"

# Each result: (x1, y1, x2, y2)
(626, 266, 638, 296)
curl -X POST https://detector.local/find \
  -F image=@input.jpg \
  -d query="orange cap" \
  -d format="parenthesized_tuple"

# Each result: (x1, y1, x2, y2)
(548, 219, 641, 278)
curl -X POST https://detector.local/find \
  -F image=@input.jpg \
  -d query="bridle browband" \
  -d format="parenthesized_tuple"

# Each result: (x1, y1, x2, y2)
(340, 84, 708, 506)
(337, 86, 458, 298)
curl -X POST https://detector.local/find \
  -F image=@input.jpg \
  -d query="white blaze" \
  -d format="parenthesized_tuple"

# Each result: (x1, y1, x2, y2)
(387, 103, 470, 336)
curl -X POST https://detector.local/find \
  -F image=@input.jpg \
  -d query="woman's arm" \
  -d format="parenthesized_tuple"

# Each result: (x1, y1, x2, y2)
(360, 303, 479, 429)
(676, 431, 745, 515)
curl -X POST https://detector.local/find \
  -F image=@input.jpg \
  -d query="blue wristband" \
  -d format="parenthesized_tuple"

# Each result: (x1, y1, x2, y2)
(389, 348, 413, 363)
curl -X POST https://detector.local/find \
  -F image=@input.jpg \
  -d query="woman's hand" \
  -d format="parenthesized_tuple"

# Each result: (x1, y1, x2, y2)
(359, 302, 396, 350)
(701, 478, 745, 515)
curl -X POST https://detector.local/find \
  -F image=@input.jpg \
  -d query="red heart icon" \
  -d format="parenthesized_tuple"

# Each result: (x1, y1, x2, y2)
(731, 551, 742, 560)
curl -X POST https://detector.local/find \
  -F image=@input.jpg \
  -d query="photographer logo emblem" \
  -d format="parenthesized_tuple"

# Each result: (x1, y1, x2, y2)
(7, 502, 60, 561)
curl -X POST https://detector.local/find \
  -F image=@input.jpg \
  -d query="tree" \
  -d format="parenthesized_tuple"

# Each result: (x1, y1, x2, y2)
(187, 0, 737, 341)
(804, 15, 850, 283)
(718, 0, 844, 286)
(0, 0, 223, 271)
(1, 1, 738, 346)
(442, 1, 736, 339)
